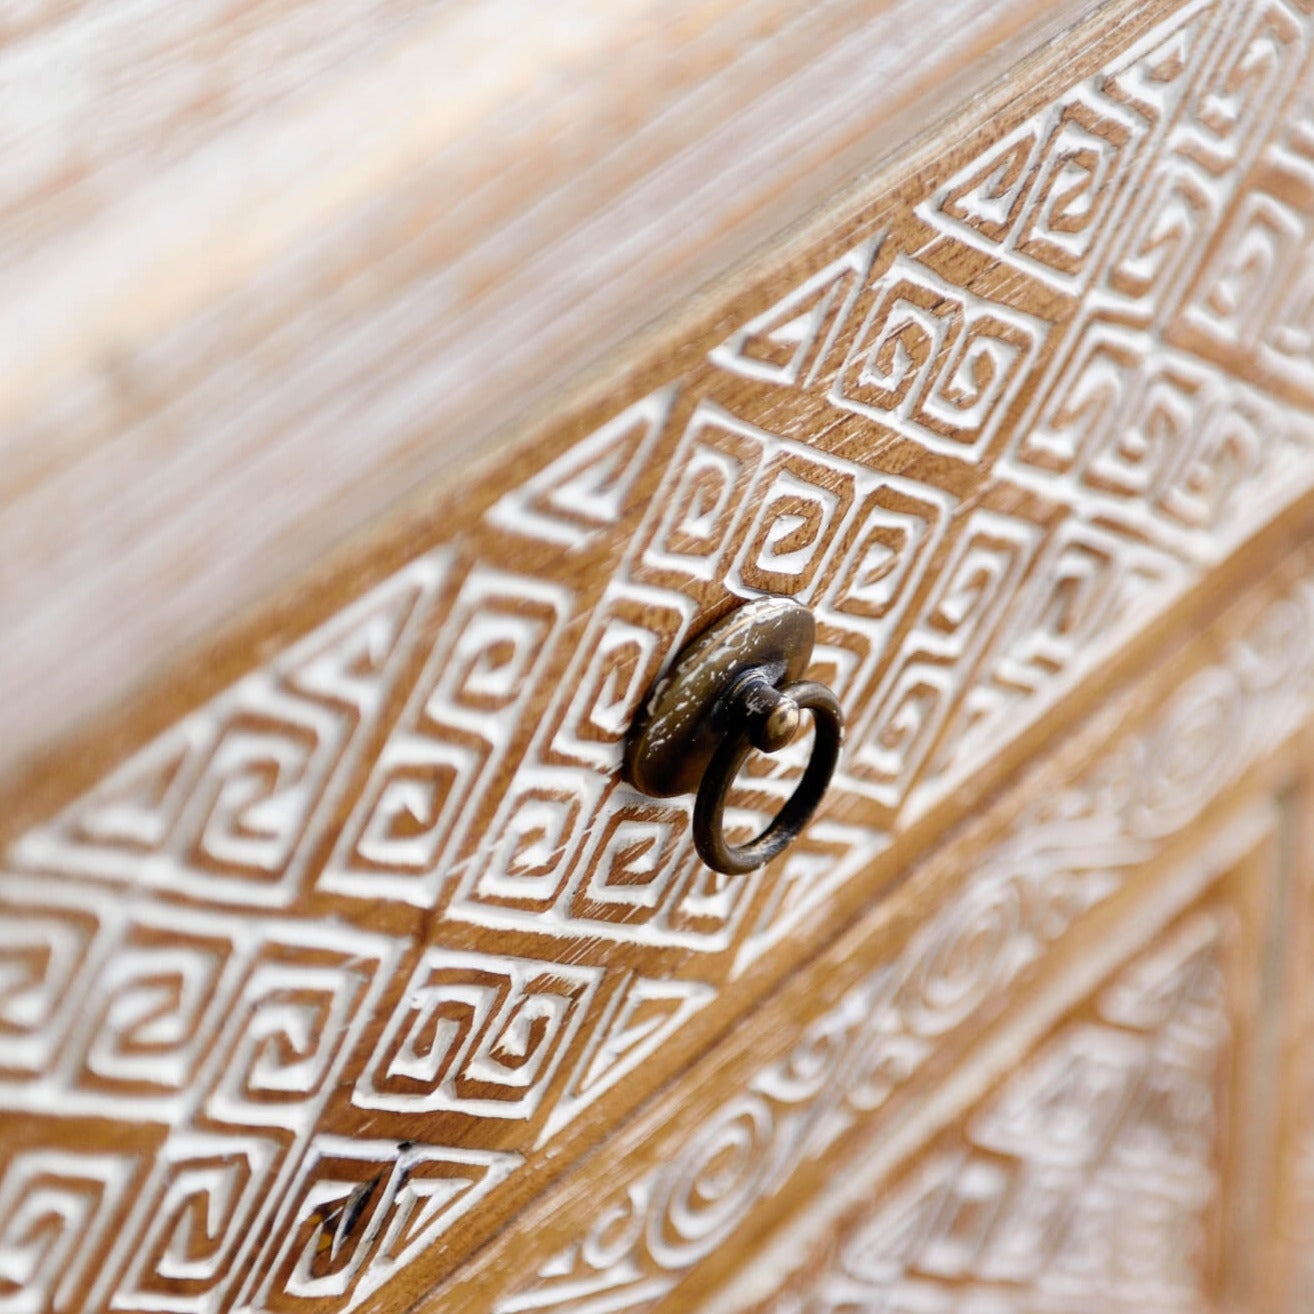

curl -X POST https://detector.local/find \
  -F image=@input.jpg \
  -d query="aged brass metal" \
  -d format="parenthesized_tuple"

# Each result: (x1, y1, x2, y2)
(624, 598, 844, 875)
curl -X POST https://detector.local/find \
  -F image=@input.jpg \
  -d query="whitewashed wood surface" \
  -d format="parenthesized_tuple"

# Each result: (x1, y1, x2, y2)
(0, 0, 1096, 786)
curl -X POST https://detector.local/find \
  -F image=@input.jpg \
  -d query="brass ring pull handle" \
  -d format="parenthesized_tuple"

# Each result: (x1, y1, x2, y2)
(692, 673, 843, 874)
(623, 598, 845, 875)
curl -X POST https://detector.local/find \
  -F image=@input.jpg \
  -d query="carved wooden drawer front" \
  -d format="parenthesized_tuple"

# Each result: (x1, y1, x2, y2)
(5, 0, 1314, 1312)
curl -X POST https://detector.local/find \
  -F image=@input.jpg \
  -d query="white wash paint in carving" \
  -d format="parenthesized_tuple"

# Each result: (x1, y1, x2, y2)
(3, 2, 1314, 1310)
(354, 949, 605, 1119)
(0, 1149, 137, 1314)
(13, 553, 451, 907)
(710, 240, 882, 389)
(238, 1135, 522, 1314)
(321, 566, 572, 909)
(486, 389, 679, 550)
(105, 1131, 281, 1314)
(829, 254, 1049, 460)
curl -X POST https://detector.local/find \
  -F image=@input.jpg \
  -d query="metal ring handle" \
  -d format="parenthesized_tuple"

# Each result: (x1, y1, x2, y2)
(692, 678, 844, 876)
(623, 597, 845, 875)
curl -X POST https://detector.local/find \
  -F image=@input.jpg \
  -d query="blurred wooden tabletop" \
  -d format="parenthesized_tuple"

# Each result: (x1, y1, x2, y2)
(0, 0, 1096, 792)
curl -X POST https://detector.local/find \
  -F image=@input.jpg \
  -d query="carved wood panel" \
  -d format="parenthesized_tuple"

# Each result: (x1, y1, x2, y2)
(5, 0, 1314, 1311)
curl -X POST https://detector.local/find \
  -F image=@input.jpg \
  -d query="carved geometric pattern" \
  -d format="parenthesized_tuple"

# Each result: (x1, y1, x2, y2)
(496, 568, 1313, 1312)
(354, 949, 604, 1119)
(829, 255, 1049, 460)
(239, 1136, 520, 1314)
(16, 555, 449, 908)
(751, 909, 1233, 1314)
(0, 1147, 137, 1314)
(5, 2, 1314, 1310)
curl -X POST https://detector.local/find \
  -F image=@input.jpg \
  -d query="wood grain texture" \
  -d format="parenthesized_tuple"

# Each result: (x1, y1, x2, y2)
(1262, 771, 1314, 1311)
(5, 0, 1314, 1311)
(0, 0, 1101, 785)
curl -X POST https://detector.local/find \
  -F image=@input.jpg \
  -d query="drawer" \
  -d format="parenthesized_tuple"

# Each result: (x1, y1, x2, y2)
(481, 547, 1314, 1313)
(4, 0, 1314, 1311)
